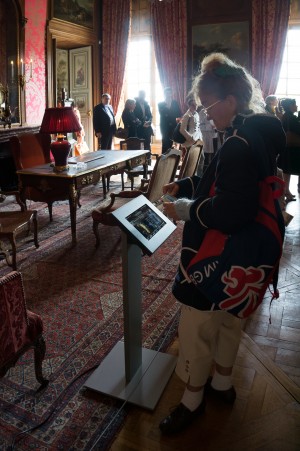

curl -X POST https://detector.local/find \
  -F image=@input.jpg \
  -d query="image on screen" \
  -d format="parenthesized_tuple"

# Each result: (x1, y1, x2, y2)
(126, 204, 167, 241)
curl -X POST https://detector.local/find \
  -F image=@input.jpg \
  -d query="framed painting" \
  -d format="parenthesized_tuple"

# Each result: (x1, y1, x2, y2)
(192, 21, 250, 76)
(70, 48, 89, 91)
(73, 93, 87, 112)
(52, 0, 94, 29)
(56, 49, 69, 101)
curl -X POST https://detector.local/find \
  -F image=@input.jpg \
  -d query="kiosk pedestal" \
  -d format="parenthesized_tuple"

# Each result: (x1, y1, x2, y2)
(84, 196, 177, 410)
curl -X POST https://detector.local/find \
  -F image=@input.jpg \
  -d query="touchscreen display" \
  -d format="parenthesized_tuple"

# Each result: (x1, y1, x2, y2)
(126, 204, 167, 241)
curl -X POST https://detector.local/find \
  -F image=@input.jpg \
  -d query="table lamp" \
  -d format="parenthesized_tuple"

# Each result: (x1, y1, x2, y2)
(40, 107, 81, 172)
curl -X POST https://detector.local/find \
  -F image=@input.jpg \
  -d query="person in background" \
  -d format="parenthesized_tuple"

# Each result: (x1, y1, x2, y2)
(179, 96, 204, 170)
(265, 95, 283, 120)
(134, 90, 154, 151)
(93, 93, 116, 149)
(159, 52, 285, 435)
(121, 98, 141, 138)
(158, 87, 182, 154)
(279, 97, 300, 198)
(73, 107, 89, 156)
(197, 105, 219, 176)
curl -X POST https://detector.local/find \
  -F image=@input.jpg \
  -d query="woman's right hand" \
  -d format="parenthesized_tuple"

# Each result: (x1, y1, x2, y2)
(162, 182, 179, 197)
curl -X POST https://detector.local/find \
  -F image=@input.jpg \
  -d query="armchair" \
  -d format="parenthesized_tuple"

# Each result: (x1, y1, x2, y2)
(92, 153, 180, 247)
(177, 143, 203, 179)
(0, 271, 48, 388)
(10, 133, 69, 221)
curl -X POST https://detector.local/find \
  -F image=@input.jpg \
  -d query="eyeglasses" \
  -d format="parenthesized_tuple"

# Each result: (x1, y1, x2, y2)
(202, 100, 222, 115)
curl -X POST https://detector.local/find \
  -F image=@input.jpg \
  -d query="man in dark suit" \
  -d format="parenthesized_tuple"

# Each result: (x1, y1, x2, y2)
(158, 87, 182, 154)
(93, 93, 116, 149)
(134, 90, 154, 151)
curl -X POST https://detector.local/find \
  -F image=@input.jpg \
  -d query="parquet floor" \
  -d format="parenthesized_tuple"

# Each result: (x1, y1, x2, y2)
(110, 175, 300, 451)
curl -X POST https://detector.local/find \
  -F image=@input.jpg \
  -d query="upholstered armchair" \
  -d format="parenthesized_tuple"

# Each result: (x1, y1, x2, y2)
(92, 153, 180, 247)
(177, 143, 203, 179)
(10, 133, 69, 221)
(0, 271, 48, 388)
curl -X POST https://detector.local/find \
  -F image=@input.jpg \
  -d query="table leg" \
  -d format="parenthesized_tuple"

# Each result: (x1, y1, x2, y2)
(69, 183, 78, 245)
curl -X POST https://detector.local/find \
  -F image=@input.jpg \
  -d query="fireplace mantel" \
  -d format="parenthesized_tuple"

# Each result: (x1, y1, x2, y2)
(0, 125, 41, 144)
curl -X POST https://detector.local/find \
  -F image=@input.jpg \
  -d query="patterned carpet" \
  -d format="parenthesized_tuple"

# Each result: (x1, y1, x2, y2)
(0, 183, 182, 450)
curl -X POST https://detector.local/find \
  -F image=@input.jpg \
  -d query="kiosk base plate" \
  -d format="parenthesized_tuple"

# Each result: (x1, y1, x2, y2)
(84, 341, 177, 410)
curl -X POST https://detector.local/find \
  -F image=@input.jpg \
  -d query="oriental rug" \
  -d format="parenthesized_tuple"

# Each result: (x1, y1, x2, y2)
(0, 181, 183, 450)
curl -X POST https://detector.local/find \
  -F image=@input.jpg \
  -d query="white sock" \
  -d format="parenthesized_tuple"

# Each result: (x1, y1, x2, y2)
(181, 387, 204, 412)
(211, 371, 232, 391)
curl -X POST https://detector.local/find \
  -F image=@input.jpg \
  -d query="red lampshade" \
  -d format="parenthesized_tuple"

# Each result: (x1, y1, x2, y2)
(40, 107, 81, 134)
(40, 107, 82, 172)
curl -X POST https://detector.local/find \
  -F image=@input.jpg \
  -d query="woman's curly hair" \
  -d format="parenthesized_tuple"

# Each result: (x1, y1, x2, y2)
(191, 53, 265, 115)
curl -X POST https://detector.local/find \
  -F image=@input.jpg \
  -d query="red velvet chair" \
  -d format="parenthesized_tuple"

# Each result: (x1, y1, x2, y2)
(10, 133, 69, 221)
(0, 271, 48, 388)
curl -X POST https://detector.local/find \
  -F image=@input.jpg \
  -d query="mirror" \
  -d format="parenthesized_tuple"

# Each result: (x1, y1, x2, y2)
(0, 0, 20, 126)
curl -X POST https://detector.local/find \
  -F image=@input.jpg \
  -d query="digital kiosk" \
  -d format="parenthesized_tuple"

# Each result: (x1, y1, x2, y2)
(84, 195, 177, 409)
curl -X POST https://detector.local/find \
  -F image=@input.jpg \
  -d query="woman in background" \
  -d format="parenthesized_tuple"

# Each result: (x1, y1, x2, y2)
(121, 99, 141, 138)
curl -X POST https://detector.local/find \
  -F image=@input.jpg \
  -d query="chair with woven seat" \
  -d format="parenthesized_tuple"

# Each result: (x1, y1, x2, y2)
(120, 137, 158, 190)
(92, 153, 180, 247)
(10, 132, 69, 221)
(0, 271, 48, 388)
(177, 143, 203, 179)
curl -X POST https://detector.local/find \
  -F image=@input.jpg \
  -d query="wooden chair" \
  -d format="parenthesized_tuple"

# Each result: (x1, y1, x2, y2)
(92, 153, 180, 247)
(120, 137, 158, 190)
(177, 143, 203, 179)
(0, 271, 48, 388)
(101, 137, 146, 194)
(0, 190, 39, 270)
(10, 133, 69, 221)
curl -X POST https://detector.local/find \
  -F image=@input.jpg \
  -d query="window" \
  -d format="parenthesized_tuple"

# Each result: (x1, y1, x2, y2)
(120, 36, 163, 142)
(276, 28, 300, 106)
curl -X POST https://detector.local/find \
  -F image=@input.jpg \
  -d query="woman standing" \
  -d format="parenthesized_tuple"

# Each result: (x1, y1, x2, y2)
(121, 98, 141, 138)
(160, 53, 286, 435)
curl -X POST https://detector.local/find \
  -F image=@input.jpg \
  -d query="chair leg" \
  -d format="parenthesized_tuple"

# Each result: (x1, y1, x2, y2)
(121, 173, 125, 190)
(47, 203, 53, 222)
(106, 175, 110, 191)
(77, 191, 82, 208)
(131, 176, 134, 190)
(10, 235, 17, 270)
(102, 175, 107, 198)
(33, 211, 39, 249)
(93, 220, 100, 247)
(34, 335, 49, 388)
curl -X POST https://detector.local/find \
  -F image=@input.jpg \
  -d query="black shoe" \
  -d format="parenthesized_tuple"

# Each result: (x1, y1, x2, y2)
(205, 377, 236, 404)
(159, 400, 205, 435)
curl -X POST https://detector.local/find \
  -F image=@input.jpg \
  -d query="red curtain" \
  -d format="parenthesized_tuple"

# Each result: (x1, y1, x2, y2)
(251, 0, 290, 97)
(151, 0, 187, 113)
(101, 0, 130, 112)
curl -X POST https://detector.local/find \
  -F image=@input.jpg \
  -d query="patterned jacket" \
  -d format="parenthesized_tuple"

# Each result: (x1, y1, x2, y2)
(172, 113, 286, 311)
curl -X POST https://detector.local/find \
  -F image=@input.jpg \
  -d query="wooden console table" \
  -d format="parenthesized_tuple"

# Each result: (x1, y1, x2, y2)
(16, 150, 149, 245)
